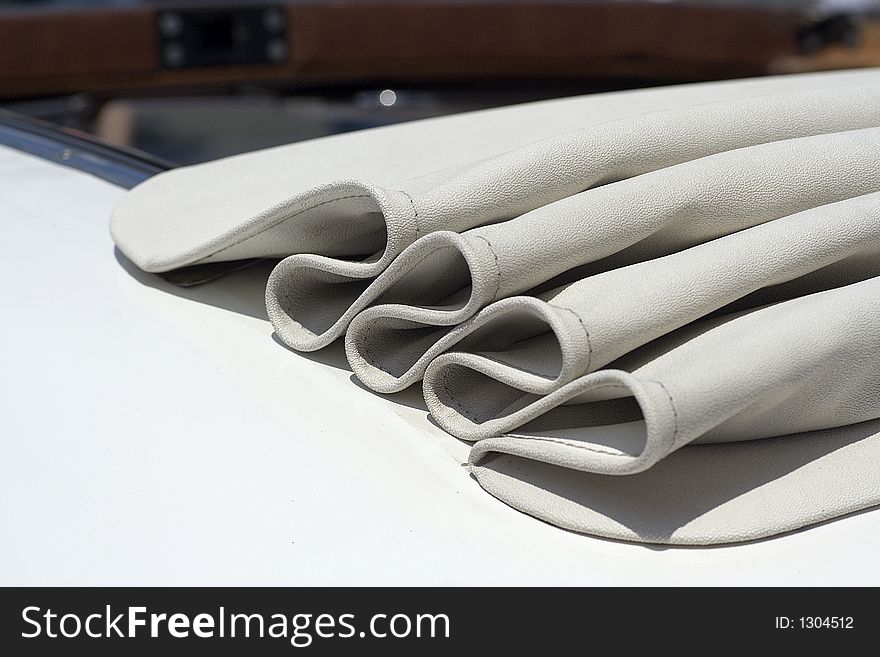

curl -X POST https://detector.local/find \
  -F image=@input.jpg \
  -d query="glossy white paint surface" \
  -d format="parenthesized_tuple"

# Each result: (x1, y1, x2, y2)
(1, 144, 878, 585)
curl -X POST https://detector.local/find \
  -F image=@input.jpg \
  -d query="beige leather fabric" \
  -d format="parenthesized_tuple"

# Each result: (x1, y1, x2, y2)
(111, 71, 880, 274)
(469, 419, 880, 545)
(111, 68, 880, 545)
(415, 192, 880, 427)
(346, 147, 880, 392)
(463, 278, 880, 543)
(268, 88, 880, 351)
(428, 275, 880, 451)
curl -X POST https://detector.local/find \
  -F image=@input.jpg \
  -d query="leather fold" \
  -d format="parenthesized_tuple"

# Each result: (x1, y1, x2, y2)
(112, 78, 880, 274)
(417, 192, 880, 426)
(110, 68, 880, 546)
(343, 132, 880, 383)
(437, 276, 880, 457)
(468, 419, 880, 545)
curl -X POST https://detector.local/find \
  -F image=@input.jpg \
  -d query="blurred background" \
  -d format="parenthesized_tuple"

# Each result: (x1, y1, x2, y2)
(2, 0, 879, 165)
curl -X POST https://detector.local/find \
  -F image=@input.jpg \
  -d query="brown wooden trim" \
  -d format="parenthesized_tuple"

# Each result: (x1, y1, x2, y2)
(0, 8, 158, 79)
(289, 2, 801, 76)
(0, 2, 858, 100)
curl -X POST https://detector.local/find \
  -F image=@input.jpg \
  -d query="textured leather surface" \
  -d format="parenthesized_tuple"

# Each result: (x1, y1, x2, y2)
(416, 192, 880, 423)
(112, 71, 880, 274)
(268, 91, 880, 352)
(347, 157, 880, 392)
(469, 419, 880, 545)
(432, 275, 880, 543)
(111, 68, 880, 545)
(428, 276, 880, 458)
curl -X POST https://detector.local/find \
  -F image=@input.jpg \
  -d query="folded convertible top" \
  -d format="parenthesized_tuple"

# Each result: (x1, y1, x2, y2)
(112, 68, 880, 545)
(111, 68, 880, 273)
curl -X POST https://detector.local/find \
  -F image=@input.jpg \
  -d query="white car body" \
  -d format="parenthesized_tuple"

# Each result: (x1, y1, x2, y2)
(1, 122, 878, 585)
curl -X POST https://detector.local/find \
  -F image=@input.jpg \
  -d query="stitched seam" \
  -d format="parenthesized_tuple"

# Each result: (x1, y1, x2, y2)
(441, 366, 484, 424)
(473, 235, 502, 302)
(470, 354, 561, 380)
(205, 193, 371, 262)
(398, 189, 421, 236)
(464, 305, 594, 380)
(644, 378, 680, 445)
(439, 371, 633, 439)
(503, 434, 632, 458)
(360, 321, 390, 375)
(560, 307, 593, 372)
(501, 382, 634, 457)
(358, 243, 460, 373)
